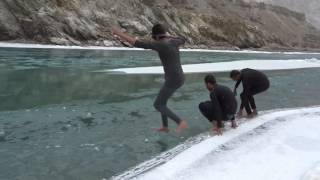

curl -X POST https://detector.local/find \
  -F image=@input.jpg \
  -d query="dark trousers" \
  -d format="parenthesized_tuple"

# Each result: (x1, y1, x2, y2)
(199, 101, 216, 122)
(198, 101, 235, 122)
(154, 85, 182, 127)
(240, 85, 269, 114)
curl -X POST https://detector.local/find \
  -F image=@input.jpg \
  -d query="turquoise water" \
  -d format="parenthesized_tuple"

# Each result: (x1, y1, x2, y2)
(0, 47, 320, 180)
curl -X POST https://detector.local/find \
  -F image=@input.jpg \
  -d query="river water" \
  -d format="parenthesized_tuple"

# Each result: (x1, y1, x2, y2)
(0, 47, 320, 180)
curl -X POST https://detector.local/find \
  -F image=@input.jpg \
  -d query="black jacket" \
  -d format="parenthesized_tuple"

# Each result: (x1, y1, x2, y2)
(234, 68, 270, 96)
(210, 84, 237, 122)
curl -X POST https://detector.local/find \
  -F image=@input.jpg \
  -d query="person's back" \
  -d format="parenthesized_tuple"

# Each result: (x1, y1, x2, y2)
(199, 74, 238, 135)
(241, 68, 269, 90)
(134, 37, 185, 88)
(230, 68, 270, 118)
(211, 85, 237, 116)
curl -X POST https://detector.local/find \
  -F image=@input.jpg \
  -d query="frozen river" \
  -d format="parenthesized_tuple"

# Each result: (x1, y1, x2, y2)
(0, 45, 320, 180)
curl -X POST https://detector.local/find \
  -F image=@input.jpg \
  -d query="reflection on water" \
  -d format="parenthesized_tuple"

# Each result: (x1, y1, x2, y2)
(1, 47, 319, 70)
(0, 68, 163, 111)
(0, 47, 320, 180)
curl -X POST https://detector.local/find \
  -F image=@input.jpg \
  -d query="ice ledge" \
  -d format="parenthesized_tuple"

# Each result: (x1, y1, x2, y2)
(111, 106, 320, 180)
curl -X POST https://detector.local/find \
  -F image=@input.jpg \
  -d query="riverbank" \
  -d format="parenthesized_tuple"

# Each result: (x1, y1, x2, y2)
(131, 106, 320, 180)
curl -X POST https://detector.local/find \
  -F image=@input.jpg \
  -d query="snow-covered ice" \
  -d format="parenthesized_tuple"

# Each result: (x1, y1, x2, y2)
(0, 42, 142, 51)
(137, 107, 320, 180)
(99, 59, 320, 74)
(112, 106, 320, 180)
(1, 42, 320, 54)
(302, 162, 320, 180)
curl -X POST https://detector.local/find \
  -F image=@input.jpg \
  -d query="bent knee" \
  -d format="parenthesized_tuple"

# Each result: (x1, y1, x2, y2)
(153, 102, 160, 110)
(153, 102, 164, 111)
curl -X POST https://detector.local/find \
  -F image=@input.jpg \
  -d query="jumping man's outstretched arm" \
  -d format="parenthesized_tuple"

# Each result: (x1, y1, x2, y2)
(112, 28, 136, 45)
(112, 27, 158, 50)
(167, 36, 186, 46)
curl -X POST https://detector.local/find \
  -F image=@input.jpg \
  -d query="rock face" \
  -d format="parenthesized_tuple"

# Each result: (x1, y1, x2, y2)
(244, 0, 320, 30)
(0, 0, 319, 50)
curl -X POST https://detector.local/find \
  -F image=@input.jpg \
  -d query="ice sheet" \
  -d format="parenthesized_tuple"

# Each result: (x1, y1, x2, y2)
(135, 107, 320, 180)
(1, 42, 320, 54)
(99, 59, 320, 74)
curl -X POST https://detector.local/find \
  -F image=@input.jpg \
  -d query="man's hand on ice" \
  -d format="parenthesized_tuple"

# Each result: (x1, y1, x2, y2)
(212, 127, 223, 136)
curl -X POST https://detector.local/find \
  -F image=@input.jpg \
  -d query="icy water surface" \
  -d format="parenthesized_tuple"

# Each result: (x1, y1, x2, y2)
(0, 47, 320, 180)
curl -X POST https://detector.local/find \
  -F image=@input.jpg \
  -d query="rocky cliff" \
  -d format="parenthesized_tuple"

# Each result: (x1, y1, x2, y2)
(0, 0, 320, 50)
(244, 0, 320, 30)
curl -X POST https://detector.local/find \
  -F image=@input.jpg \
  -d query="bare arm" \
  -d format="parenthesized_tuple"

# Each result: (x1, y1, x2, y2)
(112, 28, 136, 45)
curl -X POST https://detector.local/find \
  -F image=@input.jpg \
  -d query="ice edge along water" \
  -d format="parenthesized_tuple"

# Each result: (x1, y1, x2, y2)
(98, 59, 320, 74)
(111, 106, 320, 180)
(1, 42, 320, 54)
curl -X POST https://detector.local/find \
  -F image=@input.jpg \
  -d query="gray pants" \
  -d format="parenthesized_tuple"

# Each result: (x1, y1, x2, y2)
(154, 85, 182, 127)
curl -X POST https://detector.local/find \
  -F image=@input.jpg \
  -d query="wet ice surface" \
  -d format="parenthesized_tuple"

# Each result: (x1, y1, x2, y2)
(0, 47, 320, 180)
(136, 107, 320, 180)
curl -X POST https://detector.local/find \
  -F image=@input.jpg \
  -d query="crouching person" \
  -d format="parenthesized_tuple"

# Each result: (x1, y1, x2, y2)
(199, 75, 238, 135)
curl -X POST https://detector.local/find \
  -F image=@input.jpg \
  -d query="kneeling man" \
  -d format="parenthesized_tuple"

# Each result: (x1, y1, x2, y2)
(199, 74, 238, 135)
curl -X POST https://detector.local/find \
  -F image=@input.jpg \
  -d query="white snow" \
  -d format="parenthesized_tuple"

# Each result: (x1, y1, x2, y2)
(98, 59, 320, 74)
(0, 42, 143, 51)
(1, 42, 320, 54)
(132, 106, 320, 180)
(302, 162, 320, 180)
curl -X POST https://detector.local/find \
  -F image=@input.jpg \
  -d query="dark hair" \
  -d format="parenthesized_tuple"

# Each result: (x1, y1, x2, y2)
(152, 24, 167, 36)
(230, 70, 240, 78)
(204, 74, 216, 85)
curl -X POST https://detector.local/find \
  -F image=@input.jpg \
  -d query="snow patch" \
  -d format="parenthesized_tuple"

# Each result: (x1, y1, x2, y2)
(302, 163, 320, 180)
(98, 59, 320, 74)
(1, 42, 320, 54)
(111, 106, 320, 180)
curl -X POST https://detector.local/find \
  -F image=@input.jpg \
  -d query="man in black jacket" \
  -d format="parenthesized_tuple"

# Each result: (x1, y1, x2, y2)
(199, 75, 238, 135)
(230, 68, 270, 118)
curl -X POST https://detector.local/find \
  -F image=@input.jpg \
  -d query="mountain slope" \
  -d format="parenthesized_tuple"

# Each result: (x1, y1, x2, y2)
(244, 0, 320, 29)
(0, 0, 319, 50)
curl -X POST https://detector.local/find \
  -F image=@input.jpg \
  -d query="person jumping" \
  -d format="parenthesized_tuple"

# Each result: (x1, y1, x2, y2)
(112, 24, 188, 133)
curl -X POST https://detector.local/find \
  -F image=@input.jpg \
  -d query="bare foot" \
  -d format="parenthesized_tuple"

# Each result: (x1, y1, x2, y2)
(176, 120, 188, 134)
(212, 127, 223, 135)
(157, 127, 169, 133)
(236, 110, 244, 118)
(252, 109, 258, 115)
(246, 113, 257, 119)
(231, 120, 238, 129)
